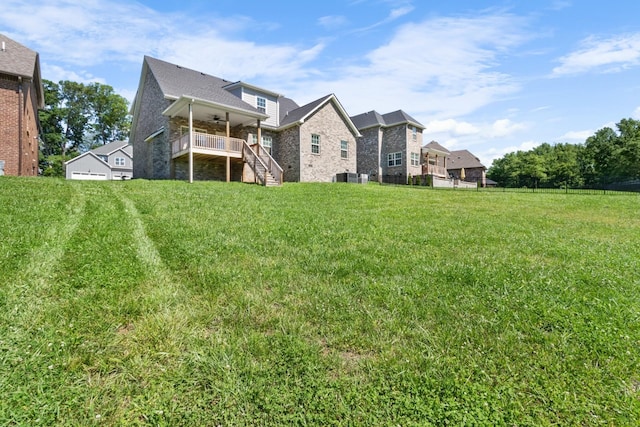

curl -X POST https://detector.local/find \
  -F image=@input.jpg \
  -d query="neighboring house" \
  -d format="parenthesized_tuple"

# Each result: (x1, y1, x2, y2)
(421, 140, 451, 179)
(129, 56, 359, 185)
(65, 140, 133, 180)
(0, 34, 44, 176)
(446, 149, 487, 186)
(350, 110, 424, 183)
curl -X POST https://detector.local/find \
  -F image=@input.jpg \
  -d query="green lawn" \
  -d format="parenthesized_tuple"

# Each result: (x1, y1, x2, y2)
(1, 177, 639, 425)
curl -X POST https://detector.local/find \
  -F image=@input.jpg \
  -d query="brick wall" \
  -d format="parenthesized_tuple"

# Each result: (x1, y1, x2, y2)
(381, 124, 423, 177)
(0, 74, 39, 176)
(356, 126, 382, 180)
(297, 100, 357, 182)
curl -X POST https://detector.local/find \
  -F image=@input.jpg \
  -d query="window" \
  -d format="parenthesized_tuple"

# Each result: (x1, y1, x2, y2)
(257, 97, 266, 113)
(311, 134, 320, 154)
(341, 140, 348, 159)
(261, 135, 273, 154)
(411, 152, 420, 166)
(411, 125, 417, 141)
(249, 134, 258, 145)
(115, 157, 126, 166)
(388, 152, 402, 167)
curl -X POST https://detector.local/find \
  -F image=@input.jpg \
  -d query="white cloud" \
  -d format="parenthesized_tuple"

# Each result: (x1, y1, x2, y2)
(557, 129, 592, 141)
(426, 119, 480, 136)
(489, 119, 528, 138)
(553, 33, 640, 76)
(42, 64, 106, 85)
(632, 106, 640, 119)
(318, 15, 349, 30)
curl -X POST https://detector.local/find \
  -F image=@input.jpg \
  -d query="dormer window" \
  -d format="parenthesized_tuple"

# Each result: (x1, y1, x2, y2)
(257, 97, 266, 114)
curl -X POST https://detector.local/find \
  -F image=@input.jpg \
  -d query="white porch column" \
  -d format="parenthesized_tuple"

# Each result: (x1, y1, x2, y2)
(226, 112, 230, 182)
(188, 101, 194, 183)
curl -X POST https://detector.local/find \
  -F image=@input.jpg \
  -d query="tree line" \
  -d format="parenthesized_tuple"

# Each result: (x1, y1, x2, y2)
(487, 118, 640, 188)
(39, 79, 131, 177)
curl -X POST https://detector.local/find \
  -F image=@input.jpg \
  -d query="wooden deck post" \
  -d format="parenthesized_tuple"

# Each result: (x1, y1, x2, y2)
(189, 102, 193, 183)
(226, 112, 230, 182)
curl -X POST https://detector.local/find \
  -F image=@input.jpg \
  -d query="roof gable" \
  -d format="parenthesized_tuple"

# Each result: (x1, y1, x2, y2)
(279, 94, 361, 136)
(381, 110, 424, 129)
(423, 140, 451, 155)
(91, 140, 129, 156)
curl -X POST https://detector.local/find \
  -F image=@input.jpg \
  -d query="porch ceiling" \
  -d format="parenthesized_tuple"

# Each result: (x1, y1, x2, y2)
(163, 95, 269, 128)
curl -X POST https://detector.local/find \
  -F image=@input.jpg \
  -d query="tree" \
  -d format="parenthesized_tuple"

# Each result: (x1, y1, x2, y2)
(38, 79, 131, 176)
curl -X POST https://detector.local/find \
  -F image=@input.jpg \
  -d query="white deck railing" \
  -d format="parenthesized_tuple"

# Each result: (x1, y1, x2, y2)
(172, 132, 244, 155)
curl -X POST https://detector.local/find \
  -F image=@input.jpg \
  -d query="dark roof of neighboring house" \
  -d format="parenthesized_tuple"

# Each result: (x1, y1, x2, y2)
(144, 55, 261, 114)
(350, 110, 386, 129)
(447, 149, 486, 170)
(381, 110, 424, 129)
(91, 140, 131, 156)
(0, 34, 44, 108)
(423, 140, 451, 155)
(350, 109, 425, 130)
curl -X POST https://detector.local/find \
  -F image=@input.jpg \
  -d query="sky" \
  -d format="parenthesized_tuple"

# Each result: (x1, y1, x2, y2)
(3, 0, 640, 167)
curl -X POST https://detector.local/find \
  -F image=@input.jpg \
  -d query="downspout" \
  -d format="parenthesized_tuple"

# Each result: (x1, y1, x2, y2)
(18, 77, 23, 175)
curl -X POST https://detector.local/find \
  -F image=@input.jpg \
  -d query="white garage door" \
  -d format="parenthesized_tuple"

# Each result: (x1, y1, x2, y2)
(71, 172, 108, 180)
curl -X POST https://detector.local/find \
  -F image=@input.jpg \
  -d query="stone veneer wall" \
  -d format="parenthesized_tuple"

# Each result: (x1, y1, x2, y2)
(381, 124, 423, 177)
(131, 66, 171, 179)
(277, 126, 301, 182)
(296, 101, 357, 182)
(356, 126, 382, 180)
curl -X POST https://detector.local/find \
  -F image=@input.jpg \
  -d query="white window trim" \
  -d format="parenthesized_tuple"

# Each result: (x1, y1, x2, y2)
(257, 96, 266, 114)
(388, 152, 402, 167)
(341, 140, 348, 159)
(311, 134, 320, 155)
(115, 157, 126, 167)
(410, 152, 420, 167)
(261, 135, 273, 154)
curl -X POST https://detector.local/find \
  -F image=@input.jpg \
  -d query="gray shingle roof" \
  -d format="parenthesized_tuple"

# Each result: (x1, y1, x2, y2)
(423, 140, 450, 155)
(447, 149, 486, 170)
(381, 110, 424, 128)
(91, 140, 129, 156)
(350, 109, 424, 130)
(278, 96, 300, 123)
(280, 94, 333, 127)
(350, 110, 386, 130)
(0, 34, 37, 78)
(144, 56, 261, 114)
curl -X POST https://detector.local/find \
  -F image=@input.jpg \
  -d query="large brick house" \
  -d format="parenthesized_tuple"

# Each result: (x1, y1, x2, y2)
(350, 110, 424, 183)
(0, 34, 44, 176)
(129, 56, 359, 184)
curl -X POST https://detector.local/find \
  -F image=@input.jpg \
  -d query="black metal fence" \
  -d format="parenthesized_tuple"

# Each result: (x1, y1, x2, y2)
(380, 174, 640, 195)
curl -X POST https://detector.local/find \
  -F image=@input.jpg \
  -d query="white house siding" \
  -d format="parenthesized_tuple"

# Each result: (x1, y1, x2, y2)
(237, 88, 279, 128)
(297, 101, 358, 182)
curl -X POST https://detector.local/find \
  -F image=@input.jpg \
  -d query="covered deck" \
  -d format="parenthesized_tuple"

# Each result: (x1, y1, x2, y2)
(163, 95, 269, 183)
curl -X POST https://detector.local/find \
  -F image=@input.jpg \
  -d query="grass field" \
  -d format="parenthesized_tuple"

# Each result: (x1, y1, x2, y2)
(1, 177, 639, 425)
